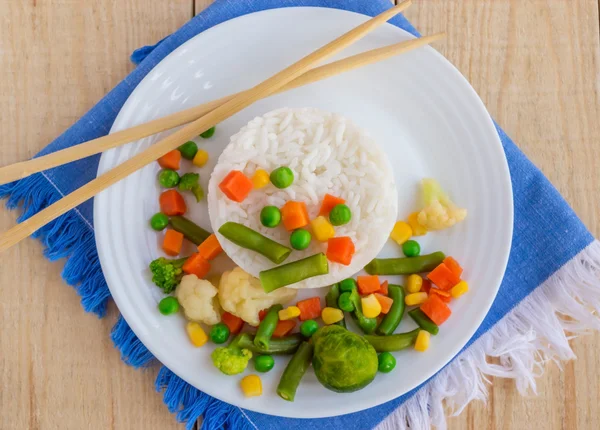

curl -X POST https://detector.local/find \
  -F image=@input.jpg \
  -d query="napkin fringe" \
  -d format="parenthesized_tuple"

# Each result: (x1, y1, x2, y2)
(0, 173, 111, 316)
(376, 240, 600, 430)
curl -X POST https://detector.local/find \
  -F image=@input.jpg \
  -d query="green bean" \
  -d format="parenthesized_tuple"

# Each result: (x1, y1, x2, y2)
(364, 252, 446, 275)
(277, 342, 314, 402)
(364, 329, 420, 352)
(325, 283, 346, 328)
(349, 289, 377, 334)
(219, 222, 292, 264)
(408, 308, 439, 335)
(169, 216, 211, 245)
(260, 253, 329, 293)
(235, 333, 303, 355)
(377, 284, 406, 335)
(254, 304, 283, 349)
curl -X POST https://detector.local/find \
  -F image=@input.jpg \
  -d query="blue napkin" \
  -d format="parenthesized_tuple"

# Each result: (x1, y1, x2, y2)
(2, 1, 598, 429)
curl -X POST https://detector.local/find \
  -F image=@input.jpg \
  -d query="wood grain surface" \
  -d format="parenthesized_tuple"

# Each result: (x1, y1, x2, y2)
(0, 0, 598, 429)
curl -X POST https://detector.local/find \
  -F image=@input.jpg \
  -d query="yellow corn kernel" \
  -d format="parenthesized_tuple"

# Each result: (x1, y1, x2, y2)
(390, 221, 412, 245)
(192, 149, 209, 167)
(451, 280, 469, 298)
(278, 306, 301, 321)
(407, 212, 427, 236)
(406, 274, 423, 293)
(310, 216, 336, 242)
(186, 322, 208, 347)
(361, 294, 382, 318)
(405, 292, 428, 306)
(414, 330, 430, 352)
(240, 375, 262, 397)
(321, 307, 344, 325)
(251, 169, 270, 189)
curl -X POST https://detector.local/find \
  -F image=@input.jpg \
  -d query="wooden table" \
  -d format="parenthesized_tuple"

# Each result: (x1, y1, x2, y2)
(1, 1, 598, 428)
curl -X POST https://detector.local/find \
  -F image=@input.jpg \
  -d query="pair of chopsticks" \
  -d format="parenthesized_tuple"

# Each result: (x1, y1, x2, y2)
(0, 1, 443, 252)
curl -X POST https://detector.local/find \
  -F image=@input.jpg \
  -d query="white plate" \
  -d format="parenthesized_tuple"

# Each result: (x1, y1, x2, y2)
(95, 7, 513, 419)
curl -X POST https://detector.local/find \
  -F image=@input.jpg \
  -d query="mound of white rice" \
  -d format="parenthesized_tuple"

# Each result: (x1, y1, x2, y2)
(208, 107, 398, 289)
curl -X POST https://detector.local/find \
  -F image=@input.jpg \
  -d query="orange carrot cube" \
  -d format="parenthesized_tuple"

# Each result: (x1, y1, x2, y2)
(318, 194, 346, 216)
(421, 294, 452, 325)
(374, 293, 394, 314)
(219, 170, 254, 202)
(162, 229, 184, 256)
(158, 149, 181, 170)
(281, 201, 309, 231)
(427, 263, 461, 291)
(357, 275, 381, 295)
(182, 253, 211, 279)
(197, 234, 223, 261)
(326, 236, 355, 266)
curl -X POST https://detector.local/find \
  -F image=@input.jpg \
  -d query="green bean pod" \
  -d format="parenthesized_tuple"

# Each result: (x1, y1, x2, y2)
(364, 329, 420, 352)
(349, 289, 377, 334)
(408, 308, 439, 335)
(364, 252, 446, 275)
(325, 283, 346, 328)
(219, 222, 292, 264)
(169, 216, 211, 245)
(235, 333, 303, 355)
(277, 341, 314, 402)
(376, 284, 406, 335)
(259, 253, 329, 293)
(254, 304, 283, 349)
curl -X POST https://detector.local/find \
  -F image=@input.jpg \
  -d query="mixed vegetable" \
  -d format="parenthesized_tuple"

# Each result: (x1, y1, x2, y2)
(147, 138, 470, 402)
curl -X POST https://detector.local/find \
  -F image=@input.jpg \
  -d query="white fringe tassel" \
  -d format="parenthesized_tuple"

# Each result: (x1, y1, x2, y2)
(376, 240, 600, 430)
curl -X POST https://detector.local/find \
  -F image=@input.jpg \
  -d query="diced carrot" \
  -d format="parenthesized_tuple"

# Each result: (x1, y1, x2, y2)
(374, 293, 394, 314)
(421, 294, 452, 325)
(443, 256, 463, 277)
(318, 193, 346, 216)
(221, 312, 244, 334)
(378, 280, 389, 295)
(182, 253, 211, 279)
(421, 279, 432, 294)
(273, 320, 296, 338)
(197, 234, 223, 261)
(281, 201, 309, 231)
(158, 149, 181, 170)
(162, 229, 184, 256)
(430, 288, 452, 303)
(326, 236, 355, 266)
(296, 297, 322, 321)
(427, 263, 461, 291)
(357, 275, 381, 295)
(159, 189, 187, 216)
(258, 309, 268, 322)
(218, 170, 254, 202)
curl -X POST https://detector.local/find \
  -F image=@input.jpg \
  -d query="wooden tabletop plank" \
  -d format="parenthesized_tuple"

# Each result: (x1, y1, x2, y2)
(0, 1, 191, 429)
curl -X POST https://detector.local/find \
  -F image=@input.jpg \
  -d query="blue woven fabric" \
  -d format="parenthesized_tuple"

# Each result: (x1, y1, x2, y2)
(0, 0, 594, 429)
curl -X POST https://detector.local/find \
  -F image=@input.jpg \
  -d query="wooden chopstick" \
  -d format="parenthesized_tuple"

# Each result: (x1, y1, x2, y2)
(0, 30, 443, 186)
(0, 1, 412, 252)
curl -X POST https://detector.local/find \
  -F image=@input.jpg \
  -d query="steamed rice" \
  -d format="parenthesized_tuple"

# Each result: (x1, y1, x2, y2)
(208, 107, 398, 289)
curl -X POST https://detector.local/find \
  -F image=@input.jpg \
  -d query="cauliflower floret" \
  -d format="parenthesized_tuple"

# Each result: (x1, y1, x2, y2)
(176, 274, 221, 325)
(417, 178, 467, 231)
(218, 267, 297, 326)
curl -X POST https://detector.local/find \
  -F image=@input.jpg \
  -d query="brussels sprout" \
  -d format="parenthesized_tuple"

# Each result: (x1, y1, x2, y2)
(311, 325, 378, 393)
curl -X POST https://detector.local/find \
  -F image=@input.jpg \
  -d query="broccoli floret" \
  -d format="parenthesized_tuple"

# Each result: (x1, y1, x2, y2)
(149, 257, 187, 294)
(178, 173, 204, 202)
(417, 178, 467, 231)
(211, 335, 253, 375)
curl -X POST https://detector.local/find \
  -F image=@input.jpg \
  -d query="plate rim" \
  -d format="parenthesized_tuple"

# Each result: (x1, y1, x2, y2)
(95, 6, 513, 419)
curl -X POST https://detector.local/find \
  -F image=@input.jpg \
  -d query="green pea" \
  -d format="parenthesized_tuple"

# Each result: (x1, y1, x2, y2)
(260, 206, 282, 228)
(402, 240, 421, 257)
(158, 297, 179, 315)
(209, 323, 230, 344)
(290, 229, 311, 250)
(254, 354, 275, 373)
(270, 167, 294, 189)
(378, 352, 396, 373)
(300, 320, 319, 338)
(178, 141, 198, 160)
(329, 204, 352, 226)
(337, 292, 355, 312)
(150, 213, 169, 231)
(200, 126, 216, 138)
(339, 278, 357, 293)
(158, 169, 180, 188)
